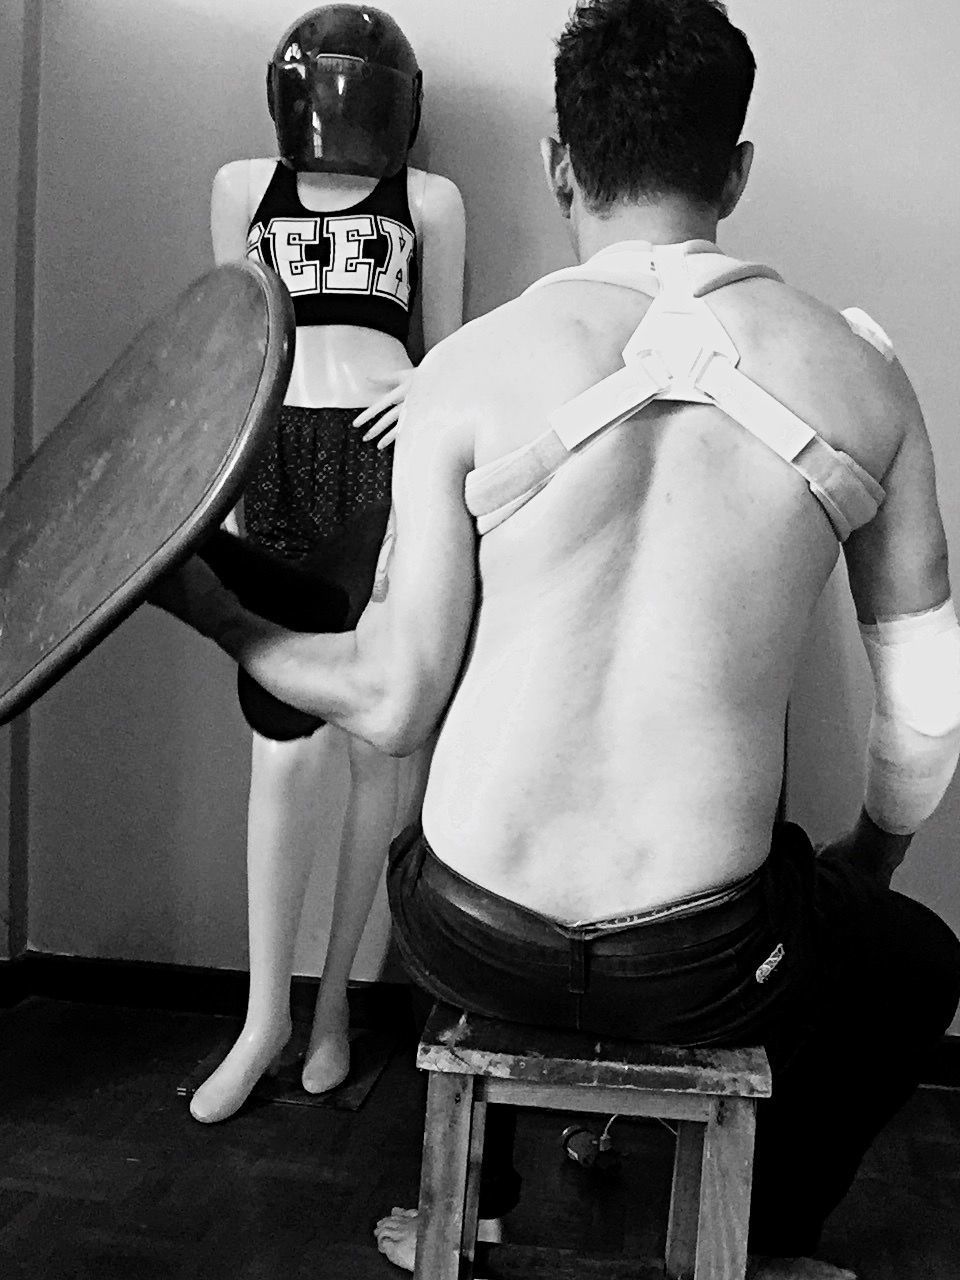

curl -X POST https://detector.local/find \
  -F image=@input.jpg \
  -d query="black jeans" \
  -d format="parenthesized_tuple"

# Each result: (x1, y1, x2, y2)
(387, 822, 960, 1256)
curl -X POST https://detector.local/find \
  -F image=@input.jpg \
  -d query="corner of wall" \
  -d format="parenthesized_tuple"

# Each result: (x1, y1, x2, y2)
(1, 0, 43, 960)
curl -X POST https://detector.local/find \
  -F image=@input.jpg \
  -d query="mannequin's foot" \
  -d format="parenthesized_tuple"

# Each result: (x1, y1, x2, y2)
(301, 992, 351, 1094)
(189, 1023, 291, 1124)
(748, 1259, 857, 1280)
(374, 1207, 502, 1273)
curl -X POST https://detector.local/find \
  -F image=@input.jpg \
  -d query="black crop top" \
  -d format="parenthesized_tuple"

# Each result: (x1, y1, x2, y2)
(245, 163, 419, 342)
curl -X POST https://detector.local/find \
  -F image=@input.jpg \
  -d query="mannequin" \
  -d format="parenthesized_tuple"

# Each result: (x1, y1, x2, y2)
(190, 4, 465, 1124)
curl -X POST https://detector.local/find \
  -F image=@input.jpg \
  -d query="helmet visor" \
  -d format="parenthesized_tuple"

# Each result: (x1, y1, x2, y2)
(271, 55, 417, 177)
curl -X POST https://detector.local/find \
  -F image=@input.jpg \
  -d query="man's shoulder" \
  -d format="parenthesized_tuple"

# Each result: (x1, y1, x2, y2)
(413, 296, 540, 394)
(728, 276, 913, 423)
(397, 297, 557, 474)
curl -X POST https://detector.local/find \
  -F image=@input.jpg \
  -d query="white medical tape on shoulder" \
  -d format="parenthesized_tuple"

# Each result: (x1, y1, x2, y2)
(841, 307, 895, 362)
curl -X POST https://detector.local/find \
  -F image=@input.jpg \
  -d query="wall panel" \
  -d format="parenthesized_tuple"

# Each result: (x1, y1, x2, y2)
(27, 3, 960, 1036)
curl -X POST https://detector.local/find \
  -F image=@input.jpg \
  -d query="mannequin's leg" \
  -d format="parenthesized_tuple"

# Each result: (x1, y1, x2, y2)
(397, 740, 434, 830)
(190, 727, 330, 1123)
(301, 736, 411, 1093)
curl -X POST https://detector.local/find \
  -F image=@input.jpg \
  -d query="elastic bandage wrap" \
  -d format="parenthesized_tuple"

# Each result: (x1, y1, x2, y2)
(860, 598, 960, 834)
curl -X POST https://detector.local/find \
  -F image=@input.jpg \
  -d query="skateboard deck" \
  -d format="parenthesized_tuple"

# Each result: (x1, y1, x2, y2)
(0, 260, 294, 725)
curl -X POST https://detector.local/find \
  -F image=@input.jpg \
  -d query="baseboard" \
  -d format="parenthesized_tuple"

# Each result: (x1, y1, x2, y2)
(0, 950, 414, 1033)
(0, 955, 30, 1008)
(2, 951, 958, 1088)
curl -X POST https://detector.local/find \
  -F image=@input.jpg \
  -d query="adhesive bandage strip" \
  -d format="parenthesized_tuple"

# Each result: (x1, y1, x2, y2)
(841, 307, 895, 362)
(860, 598, 960, 834)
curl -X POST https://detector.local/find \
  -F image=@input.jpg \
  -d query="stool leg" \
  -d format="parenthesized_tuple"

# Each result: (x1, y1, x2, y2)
(694, 1098, 756, 1280)
(666, 1120, 705, 1279)
(415, 1072, 480, 1280)
(462, 1096, 488, 1271)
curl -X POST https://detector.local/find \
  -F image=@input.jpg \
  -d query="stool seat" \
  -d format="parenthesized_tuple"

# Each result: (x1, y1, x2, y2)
(414, 1002, 771, 1280)
(418, 1004, 772, 1098)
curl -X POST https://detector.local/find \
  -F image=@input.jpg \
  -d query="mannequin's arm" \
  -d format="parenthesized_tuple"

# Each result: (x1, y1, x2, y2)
(418, 172, 466, 353)
(211, 159, 276, 264)
(210, 160, 274, 530)
(355, 171, 466, 447)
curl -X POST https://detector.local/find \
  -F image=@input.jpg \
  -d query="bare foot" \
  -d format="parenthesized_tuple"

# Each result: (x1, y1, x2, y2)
(374, 1207, 502, 1273)
(301, 994, 350, 1094)
(748, 1258, 857, 1280)
(189, 1023, 290, 1124)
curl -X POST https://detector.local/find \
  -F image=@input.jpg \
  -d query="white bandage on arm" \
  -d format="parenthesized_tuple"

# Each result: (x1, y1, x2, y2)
(859, 599, 960, 834)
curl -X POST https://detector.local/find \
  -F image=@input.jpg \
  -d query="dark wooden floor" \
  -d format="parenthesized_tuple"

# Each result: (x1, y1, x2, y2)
(1, 998, 959, 1279)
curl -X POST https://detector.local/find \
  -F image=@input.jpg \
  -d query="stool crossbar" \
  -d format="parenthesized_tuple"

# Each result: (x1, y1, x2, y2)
(414, 1002, 772, 1280)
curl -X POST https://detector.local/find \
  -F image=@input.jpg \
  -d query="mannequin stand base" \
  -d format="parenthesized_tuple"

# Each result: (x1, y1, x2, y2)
(177, 1023, 396, 1113)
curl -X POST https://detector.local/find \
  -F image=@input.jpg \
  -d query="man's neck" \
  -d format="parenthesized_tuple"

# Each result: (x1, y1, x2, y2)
(574, 196, 721, 263)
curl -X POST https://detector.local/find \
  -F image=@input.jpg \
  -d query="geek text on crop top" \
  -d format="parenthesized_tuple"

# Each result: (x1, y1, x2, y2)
(246, 162, 419, 343)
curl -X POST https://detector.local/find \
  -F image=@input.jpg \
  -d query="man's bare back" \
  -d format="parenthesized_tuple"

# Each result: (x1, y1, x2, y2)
(419, 266, 920, 921)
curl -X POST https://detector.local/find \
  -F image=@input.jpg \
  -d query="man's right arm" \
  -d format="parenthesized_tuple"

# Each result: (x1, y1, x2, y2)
(831, 362, 960, 882)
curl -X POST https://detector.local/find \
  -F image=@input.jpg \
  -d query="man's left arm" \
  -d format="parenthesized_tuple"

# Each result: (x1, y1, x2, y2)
(155, 389, 477, 755)
(821, 357, 960, 884)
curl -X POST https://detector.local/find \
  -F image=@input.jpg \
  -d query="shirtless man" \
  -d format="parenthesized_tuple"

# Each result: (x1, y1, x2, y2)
(154, 1, 960, 1275)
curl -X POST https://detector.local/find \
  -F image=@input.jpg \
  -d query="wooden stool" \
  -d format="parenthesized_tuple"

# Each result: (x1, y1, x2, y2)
(414, 1002, 772, 1280)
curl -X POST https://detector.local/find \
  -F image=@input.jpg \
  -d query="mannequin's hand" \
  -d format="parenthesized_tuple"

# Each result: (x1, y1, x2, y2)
(352, 370, 415, 450)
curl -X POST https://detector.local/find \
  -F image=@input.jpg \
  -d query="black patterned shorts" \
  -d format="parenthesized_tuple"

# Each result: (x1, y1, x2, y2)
(244, 405, 393, 561)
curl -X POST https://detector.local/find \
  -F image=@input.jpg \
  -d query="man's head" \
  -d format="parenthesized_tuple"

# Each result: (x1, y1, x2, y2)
(546, 0, 756, 228)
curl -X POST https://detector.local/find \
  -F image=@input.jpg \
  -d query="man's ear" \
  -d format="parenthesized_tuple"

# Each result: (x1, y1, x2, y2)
(718, 140, 754, 220)
(540, 136, 575, 219)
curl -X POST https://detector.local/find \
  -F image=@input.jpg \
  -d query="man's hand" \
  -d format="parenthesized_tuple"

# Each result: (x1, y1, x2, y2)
(818, 807, 913, 889)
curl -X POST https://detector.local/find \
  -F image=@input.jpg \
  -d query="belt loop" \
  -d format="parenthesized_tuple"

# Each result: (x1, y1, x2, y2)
(568, 936, 589, 996)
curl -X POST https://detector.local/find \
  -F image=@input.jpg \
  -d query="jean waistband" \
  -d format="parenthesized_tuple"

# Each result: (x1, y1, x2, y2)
(406, 828, 767, 952)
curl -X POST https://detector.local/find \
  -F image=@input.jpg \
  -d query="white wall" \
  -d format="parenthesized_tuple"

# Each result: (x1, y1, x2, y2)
(0, 0, 24, 500)
(26, 0, 573, 974)
(25, 2, 960, 1031)
(0, 0, 28, 961)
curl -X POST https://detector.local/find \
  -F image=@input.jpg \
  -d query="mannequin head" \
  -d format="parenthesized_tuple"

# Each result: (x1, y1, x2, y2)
(266, 5, 422, 177)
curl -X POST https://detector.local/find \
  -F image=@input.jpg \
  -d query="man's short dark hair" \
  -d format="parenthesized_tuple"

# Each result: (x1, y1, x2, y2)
(555, 0, 756, 210)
